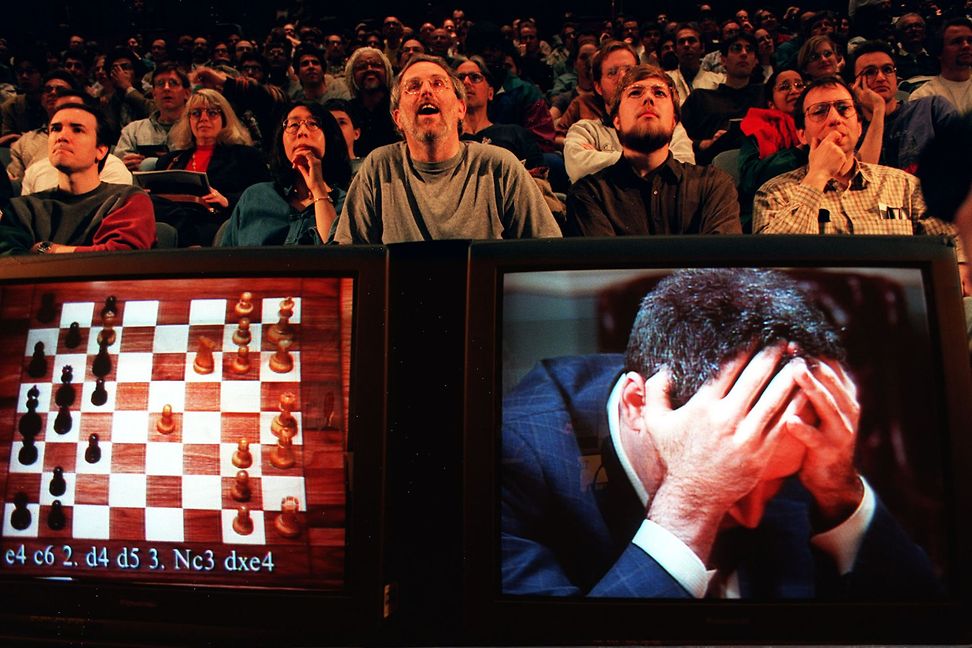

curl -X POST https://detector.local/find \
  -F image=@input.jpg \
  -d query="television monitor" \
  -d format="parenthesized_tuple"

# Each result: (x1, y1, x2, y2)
(464, 236, 972, 644)
(0, 247, 388, 645)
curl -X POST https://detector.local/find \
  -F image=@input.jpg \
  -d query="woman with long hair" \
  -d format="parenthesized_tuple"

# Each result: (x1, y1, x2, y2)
(155, 88, 269, 245)
(218, 102, 351, 246)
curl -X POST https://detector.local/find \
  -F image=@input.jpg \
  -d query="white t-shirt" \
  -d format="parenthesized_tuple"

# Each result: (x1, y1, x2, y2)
(21, 154, 133, 195)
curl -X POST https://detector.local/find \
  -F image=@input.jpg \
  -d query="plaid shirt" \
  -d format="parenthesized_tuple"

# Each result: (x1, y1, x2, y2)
(753, 161, 964, 260)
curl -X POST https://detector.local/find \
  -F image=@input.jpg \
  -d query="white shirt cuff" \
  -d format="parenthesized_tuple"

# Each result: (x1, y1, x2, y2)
(810, 476, 876, 574)
(632, 519, 714, 598)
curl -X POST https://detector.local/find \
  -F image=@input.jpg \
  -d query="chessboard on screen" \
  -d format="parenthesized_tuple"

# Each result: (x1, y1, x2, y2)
(0, 277, 353, 590)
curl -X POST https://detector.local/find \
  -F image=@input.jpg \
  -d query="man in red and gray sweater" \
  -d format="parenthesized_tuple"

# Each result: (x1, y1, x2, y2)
(0, 102, 155, 255)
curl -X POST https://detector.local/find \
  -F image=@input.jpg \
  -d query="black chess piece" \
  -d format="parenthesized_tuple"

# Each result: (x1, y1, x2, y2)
(54, 366, 76, 407)
(37, 293, 56, 323)
(91, 340, 112, 379)
(47, 500, 65, 531)
(65, 322, 83, 349)
(90, 378, 108, 407)
(18, 434, 37, 466)
(27, 341, 47, 378)
(10, 492, 31, 531)
(53, 406, 73, 434)
(85, 433, 101, 464)
(49, 466, 66, 497)
(18, 389, 42, 439)
(101, 296, 117, 319)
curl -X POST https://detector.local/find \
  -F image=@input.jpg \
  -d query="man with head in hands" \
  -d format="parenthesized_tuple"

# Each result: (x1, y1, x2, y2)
(502, 268, 941, 598)
(333, 54, 561, 243)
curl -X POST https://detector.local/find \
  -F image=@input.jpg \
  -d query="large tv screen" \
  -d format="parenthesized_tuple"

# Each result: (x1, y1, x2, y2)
(464, 236, 972, 644)
(0, 248, 387, 643)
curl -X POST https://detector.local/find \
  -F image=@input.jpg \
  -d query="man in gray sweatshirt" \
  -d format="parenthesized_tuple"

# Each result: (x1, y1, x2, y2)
(333, 54, 562, 244)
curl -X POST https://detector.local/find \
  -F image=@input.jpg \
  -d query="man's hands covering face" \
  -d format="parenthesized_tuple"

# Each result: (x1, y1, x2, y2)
(642, 342, 807, 562)
(786, 358, 863, 528)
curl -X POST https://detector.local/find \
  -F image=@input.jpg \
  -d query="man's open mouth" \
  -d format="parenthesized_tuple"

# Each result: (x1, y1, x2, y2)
(417, 103, 440, 115)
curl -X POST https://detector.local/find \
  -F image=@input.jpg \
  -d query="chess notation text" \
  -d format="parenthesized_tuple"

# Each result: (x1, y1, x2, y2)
(3, 542, 275, 573)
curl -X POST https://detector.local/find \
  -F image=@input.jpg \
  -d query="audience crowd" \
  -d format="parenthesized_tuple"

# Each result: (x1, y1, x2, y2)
(0, 1, 969, 295)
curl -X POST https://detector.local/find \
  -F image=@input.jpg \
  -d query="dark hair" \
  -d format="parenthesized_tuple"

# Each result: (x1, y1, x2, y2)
(673, 22, 702, 40)
(792, 75, 862, 129)
(322, 98, 360, 129)
(845, 39, 894, 81)
(763, 68, 804, 105)
(292, 44, 323, 70)
(591, 40, 637, 84)
(107, 46, 145, 77)
(237, 52, 268, 71)
(270, 102, 352, 191)
(624, 269, 844, 408)
(151, 61, 190, 87)
(43, 69, 83, 93)
(917, 112, 972, 223)
(719, 30, 758, 57)
(51, 101, 112, 148)
(929, 16, 972, 58)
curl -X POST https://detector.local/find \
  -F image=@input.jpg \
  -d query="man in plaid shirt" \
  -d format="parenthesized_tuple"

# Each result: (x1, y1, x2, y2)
(752, 76, 966, 292)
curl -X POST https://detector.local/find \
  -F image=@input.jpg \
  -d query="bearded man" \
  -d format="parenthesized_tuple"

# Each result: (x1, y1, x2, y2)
(566, 65, 741, 236)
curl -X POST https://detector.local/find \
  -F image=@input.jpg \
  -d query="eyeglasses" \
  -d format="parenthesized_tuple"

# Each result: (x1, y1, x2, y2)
(804, 100, 856, 121)
(42, 84, 68, 94)
(282, 118, 321, 133)
(775, 79, 806, 92)
(857, 64, 896, 79)
(401, 76, 451, 94)
(456, 71, 485, 83)
(809, 49, 836, 62)
(354, 60, 384, 72)
(154, 78, 184, 88)
(188, 108, 223, 119)
(603, 64, 634, 79)
(622, 83, 671, 101)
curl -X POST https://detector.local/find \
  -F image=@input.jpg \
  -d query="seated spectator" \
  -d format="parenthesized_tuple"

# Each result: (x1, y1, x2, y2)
(681, 31, 765, 165)
(398, 38, 427, 71)
(893, 13, 938, 83)
(563, 51, 695, 183)
(848, 40, 958, 175)
(0, 102, 155, 254)
(516, 21, 553, 93)
(909, 17, 972, 115)
(219, 103, 350, 246)
(752, 76, 966, 293)
(323, 99, 363, 177)
(114, 63, 192, 171)
(290, 44, 350, 104)
(97, 47, 153, 137)
(333, 54, 561, 244)
(548, 38, 597, 120)
(797, 35, 844, 81)
(556, 41, 632, 142)
(465, 22, 558, 153)
(566, 65, 740, 236)
(458, 57, 544, 169)
(345, 47, 401, 158)
(666, 22, 724, 106)
(737, 69, 808, 230)
(7, 71, 81, 181)
(21, 92, 133, 195)
(1, 52, 47, 141)
(154, 89, 269, 246)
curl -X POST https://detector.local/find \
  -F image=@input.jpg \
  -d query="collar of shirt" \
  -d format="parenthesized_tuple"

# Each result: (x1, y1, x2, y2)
(605, 373, 651, 508)
(618, 151, 680, 185)
(822, 159, 870, 193)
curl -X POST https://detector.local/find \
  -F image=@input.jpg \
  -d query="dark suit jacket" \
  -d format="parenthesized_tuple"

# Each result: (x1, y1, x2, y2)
(157, 143, 269, 213)
(501, 354, 942, 598)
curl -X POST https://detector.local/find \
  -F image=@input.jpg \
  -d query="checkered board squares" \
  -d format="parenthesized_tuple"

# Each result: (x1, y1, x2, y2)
(9, 295, 308, 546)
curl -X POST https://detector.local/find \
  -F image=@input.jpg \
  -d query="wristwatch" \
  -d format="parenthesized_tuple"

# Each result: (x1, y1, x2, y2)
(35, 241, 55, 254)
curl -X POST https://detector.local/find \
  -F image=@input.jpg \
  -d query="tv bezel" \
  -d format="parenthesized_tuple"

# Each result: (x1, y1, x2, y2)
(463, 235, 972, 645)
(0, 247, 389, 645)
